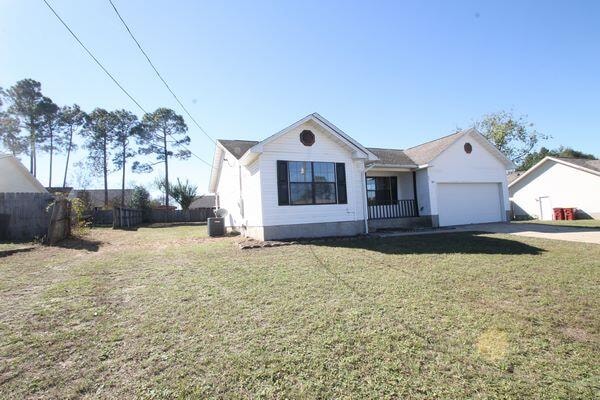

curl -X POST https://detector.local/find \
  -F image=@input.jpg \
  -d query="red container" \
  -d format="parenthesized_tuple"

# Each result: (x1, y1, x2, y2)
(553, 208, 565, 220)
(563, 207, 575, 220)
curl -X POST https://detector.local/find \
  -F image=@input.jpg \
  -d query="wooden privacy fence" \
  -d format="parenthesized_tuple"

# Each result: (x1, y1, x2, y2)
(149, 208, 213, 223)
(113, 207, 143, 229)
(0, 192, 54, 241)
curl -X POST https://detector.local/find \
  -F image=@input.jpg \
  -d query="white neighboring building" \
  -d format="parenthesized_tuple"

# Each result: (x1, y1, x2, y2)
(209, 113, 514, 240)
(0, 153, 47, 193)
(509, 157, 600, 220)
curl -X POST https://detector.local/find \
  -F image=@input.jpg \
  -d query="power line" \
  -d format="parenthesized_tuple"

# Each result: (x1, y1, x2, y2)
(41, 0, 213, 168)
(107, 0, 217, 146)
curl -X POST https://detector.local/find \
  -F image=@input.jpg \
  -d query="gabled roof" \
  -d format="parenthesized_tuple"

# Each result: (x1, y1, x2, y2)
(404, 128, 515, 168)
(366, 147, 416, 167)
(238, 113, 379, 164)
(403, 130, 464, 165)
(0, 153, 47, 193)
(509, 156, 600, 187)
(217, 139, 259, 160)
(554, 157, 600, 173)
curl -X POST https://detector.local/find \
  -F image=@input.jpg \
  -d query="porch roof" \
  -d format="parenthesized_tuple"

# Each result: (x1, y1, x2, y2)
(366, 147, 418, 168)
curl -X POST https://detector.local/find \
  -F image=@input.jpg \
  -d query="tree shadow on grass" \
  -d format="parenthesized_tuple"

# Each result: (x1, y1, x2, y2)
(51, 236, 103, 252)
(309, 232, 545, 255)
(0, 247, 37, 258)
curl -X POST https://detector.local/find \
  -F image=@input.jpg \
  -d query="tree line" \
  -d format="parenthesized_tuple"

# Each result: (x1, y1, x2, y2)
(0, 78, 191, 208)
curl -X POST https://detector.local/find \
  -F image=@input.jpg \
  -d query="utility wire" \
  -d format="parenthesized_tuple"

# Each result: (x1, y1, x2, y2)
(41, 0, 213, 168)
(107, 0, 217, 146)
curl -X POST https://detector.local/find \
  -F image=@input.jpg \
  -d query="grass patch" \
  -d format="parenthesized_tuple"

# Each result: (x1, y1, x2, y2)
(0, 226, 598, 398)
(515, 219, 600, 229)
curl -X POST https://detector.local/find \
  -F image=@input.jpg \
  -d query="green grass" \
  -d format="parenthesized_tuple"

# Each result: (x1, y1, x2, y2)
(0, 225, 598, 399)
(515, 219, 600, 229)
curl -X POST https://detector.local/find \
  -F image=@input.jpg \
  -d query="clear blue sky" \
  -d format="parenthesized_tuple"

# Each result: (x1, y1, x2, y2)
(2, 0, 599, 198)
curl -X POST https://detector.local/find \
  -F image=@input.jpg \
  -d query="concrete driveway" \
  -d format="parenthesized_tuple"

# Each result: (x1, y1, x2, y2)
(458, 222, 600, 245)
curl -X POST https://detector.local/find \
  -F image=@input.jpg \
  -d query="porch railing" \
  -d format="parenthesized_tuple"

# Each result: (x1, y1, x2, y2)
(368, 199, 418, 220)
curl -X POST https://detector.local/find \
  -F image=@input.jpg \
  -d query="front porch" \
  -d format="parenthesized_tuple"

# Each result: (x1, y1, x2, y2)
(365, 168, 432, 231)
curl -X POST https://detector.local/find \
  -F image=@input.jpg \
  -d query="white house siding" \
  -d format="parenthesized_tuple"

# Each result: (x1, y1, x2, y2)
(215, 155, 243, 228)
(240, 159, 264, 236)
(415, 169, 431, 216)
(510, 161, 600, 219)
(426, 132, 510, 225)
(259, 120, 367, 230)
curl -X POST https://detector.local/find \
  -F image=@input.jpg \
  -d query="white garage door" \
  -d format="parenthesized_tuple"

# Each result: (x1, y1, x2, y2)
(437, 183, 503, 226)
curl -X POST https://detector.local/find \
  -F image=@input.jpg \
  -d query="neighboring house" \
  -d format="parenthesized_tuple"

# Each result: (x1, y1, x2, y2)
(509, 157, 600, 220)
(189, 194, 216, 209)
(0, 153, 47, 193)
(209, 113, 514, 241)
(69, 189, 134, 209)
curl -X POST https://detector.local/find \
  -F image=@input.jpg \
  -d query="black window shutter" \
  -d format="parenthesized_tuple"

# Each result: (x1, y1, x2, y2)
(390, 176, 398, 203)
(277, 160, 289, 205)
(335, 163, 347, 204)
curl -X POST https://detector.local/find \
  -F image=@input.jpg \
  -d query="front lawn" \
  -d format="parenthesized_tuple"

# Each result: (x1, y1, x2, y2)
(515, 219, 600, 229)
(0, 225, 598, 399)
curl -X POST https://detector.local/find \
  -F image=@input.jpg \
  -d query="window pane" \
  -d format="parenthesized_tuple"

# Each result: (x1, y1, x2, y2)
(288, 161, 312, 183)
(290, 183, 313, 204)
(315, 183, 336, 204)
(366, 177, 376, 191)
(313, 162, 335, 182)
(367, 191, 376, 205)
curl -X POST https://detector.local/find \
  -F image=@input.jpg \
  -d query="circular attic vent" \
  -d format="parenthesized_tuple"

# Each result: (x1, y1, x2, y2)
(299, 130, 315, 146)
(464, 142, 473, 154)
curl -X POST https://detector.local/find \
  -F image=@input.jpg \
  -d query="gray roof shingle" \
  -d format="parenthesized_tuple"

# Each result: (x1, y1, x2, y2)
(555, 157, 600, 173)
(216, 128, 480, 167)
(403, 130, 465, 165)
(366, 147, 416, 166)
(189, 194, 216, 209)
(218, 139, 259, 159)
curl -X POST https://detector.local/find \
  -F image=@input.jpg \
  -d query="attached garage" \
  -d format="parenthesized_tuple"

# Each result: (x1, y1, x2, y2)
(437, 183, 504, 226)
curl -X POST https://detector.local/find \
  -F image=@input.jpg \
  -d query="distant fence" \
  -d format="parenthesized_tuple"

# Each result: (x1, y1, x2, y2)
(90, 207, 213, 226)
(149, 208, 212, 223)
(92, 209, 113, 225)
(0, 192, 54, 241)
(113, 207, 143, 229)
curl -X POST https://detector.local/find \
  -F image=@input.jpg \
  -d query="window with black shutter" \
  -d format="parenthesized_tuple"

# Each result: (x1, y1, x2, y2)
(276, 161, 347, 205)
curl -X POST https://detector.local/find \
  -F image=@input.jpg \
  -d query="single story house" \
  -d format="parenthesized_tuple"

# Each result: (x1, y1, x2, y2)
(509, 157, 600, 220)
(0, 153, 47, 193)
(209, 113, 515, 240)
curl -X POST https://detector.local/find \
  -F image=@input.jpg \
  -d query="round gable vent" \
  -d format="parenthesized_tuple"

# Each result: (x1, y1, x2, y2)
(300, 130, 315, 146)
(464, 142, 473, 154)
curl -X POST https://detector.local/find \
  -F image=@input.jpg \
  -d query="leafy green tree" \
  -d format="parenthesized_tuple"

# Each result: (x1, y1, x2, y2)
(5, 79, 46, 175)
(170, 178, 198, 210)
(0, 89, 27, 156)
(519, 146, 597, 171)
(38, 97, 61, 187)
(475, 111, 549, 164)
(130, 185, 152, 221)
(110, 109, 140, 206)
(82, 108, 117, 208)
(58, 104, 86, 187)
(135, 108, 190, 209)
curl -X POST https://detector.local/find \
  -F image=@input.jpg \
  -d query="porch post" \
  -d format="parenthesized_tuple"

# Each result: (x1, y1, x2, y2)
(412, 171, 419, 217)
